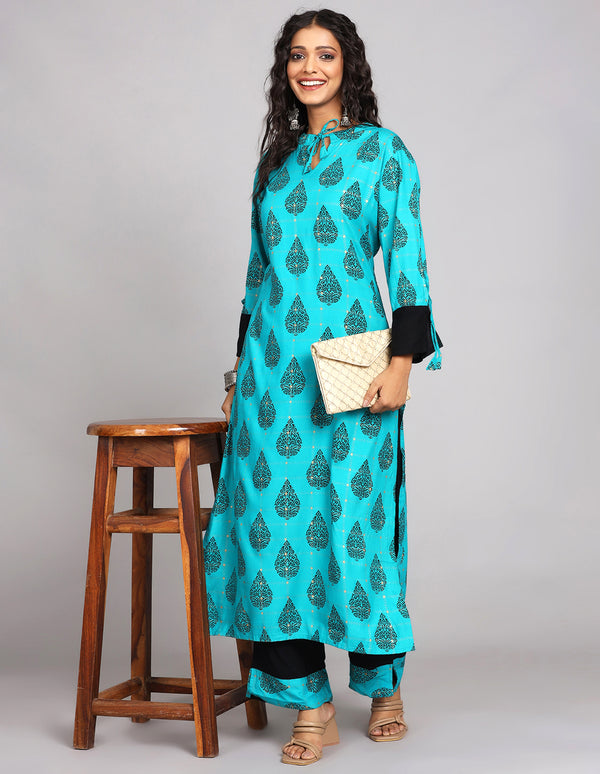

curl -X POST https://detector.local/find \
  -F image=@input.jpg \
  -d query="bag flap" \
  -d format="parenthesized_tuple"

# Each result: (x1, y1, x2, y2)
(311, 329, 391, 367)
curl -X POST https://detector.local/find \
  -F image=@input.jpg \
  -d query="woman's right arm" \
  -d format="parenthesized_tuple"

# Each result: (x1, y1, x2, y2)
(221, 356, 240, 424)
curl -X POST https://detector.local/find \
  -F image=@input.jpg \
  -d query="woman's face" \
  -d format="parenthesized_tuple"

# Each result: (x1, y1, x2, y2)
(287, 25, 344, 112)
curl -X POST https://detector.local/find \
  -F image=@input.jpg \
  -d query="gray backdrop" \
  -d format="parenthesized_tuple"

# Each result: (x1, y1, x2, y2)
(1, 1, 598, 770)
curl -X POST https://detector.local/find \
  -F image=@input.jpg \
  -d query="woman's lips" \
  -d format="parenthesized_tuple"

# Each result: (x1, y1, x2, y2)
(298, 80, 326, 91)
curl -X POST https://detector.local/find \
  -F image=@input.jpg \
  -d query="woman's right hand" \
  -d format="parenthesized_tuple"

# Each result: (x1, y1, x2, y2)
(221, 385, 235, 424)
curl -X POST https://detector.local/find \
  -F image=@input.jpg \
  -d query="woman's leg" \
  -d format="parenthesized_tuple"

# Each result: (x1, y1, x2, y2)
(348, 650, 407, 738)
(248, 639, 337, 761)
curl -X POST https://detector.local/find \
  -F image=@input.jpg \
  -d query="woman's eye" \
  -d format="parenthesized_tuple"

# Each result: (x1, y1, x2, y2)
(320, 53, 334, 60)
(290, 52, 304, 60)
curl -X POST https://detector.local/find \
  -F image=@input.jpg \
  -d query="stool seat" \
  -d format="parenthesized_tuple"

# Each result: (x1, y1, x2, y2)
(87, 418, 228, 437)
(74, 417, 267, 757)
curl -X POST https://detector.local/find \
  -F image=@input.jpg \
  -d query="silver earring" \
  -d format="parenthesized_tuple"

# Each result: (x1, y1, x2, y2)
(288, 105, 300, 130)
(340, 105, 351, 126)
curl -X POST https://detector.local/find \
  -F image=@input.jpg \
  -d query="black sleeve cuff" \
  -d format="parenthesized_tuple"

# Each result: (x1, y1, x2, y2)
(391, 305, 443, 363)
(236, 312, 251, 357)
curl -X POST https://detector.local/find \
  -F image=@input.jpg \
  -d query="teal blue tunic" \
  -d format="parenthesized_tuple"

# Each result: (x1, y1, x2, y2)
(204, 120, 441, 655)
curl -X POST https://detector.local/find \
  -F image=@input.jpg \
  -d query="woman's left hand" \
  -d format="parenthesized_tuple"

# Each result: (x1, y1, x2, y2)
(362, 354, 412, 413)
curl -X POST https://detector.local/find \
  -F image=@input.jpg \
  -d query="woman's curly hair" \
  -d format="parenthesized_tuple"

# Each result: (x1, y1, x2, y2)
(253, 9, 381, 205)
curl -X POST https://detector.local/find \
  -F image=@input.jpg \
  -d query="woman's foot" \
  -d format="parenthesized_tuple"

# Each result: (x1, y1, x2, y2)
(368, 685, 406, 739)
(282, 701, 336, 762)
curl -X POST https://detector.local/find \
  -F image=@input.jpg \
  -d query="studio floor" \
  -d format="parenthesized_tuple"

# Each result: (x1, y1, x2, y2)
(2, 649, 598, 774)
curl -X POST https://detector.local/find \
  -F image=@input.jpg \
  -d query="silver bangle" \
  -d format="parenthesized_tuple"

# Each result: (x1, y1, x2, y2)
(224, 369, 237, 392)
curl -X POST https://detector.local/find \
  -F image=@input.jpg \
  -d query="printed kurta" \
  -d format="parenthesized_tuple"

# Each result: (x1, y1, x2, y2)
(204, 121, 440, 655)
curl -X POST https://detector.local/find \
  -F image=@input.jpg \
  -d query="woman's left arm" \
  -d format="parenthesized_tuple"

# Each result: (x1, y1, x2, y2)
(363, 134, 442, 413)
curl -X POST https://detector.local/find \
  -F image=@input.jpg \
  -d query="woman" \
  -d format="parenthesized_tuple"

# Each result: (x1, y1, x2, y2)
(205, 9, 442, 764)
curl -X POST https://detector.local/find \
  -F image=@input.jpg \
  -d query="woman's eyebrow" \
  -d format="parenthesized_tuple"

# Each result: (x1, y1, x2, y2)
(290, 45, 338, 52)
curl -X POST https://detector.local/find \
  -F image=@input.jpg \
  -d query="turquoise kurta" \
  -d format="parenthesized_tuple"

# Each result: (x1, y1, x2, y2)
(204, 120, 440, 656)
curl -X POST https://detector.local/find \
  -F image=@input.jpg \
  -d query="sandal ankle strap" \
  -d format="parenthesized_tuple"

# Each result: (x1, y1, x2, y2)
(292, 720, 326, 735)
(370, 698, 404, 712)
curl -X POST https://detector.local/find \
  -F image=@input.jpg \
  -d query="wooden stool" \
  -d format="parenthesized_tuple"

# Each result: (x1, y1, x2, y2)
(73, 418, 267, 757)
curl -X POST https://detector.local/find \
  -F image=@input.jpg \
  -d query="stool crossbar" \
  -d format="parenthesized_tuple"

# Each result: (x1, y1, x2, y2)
(73, 418, 267, 757)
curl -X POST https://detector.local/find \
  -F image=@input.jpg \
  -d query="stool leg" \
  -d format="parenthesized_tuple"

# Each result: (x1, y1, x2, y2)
(74, 436, 117, 749)
(236, 640, 268, 730)
(174, 436, 218, 758)
(131, 468, 153, 720)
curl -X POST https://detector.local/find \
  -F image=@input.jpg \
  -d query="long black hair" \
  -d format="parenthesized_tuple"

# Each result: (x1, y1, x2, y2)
(253, 9, 381, 205)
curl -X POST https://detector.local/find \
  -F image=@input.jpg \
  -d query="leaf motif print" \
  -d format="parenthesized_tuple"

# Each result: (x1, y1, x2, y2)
(320, 326, 334, 340)
(332, 422, 349, 461)
(396, 272, 417, 306)
(274, 539, 300, 578)
(392, 134, 414, 162)
(360, 410, 382, 438)
(310, 630, 321, 642)
(225, 569, 237, 603)
(234, 600, 251, 633)
(258, 389, 276, 428)
(316, 265, 342, 305)
(203, 536, 221, 574)
(296, 141, 310, 167)
(237, 543, 246, 576)
(347, 520, 366, 559)
(285, 236, 309, 275)
(229, 524, 237, 546)
(392, 217, 408, 251)
(360, 226, 372, 258)
(305, 510, 329, 550)
(330, 483, 342, 522)
(371, 280, 385, 316)
(278, 597, 302, 635)
(236, 421, 251, 458)
(382, 156, 402, 191)
(328, 552, 341, 584)
(249, 512, 271, 551)
(374, 614, 398, 651)
(388, 535, 396, 561)
(280, 356, 306, 396)
(285, 181, 307, 214)
(285, 293, 309, 334)
(378, 432, 394, 470)
(234, 481, 246, 519)
(351, 460, 373, 499)
(252, 450, 271, 490)
(340, 181, 362, 219)
(249, 570, 273, 609)
(213, 478, 229, 514)
(349, 581, 371, 621)
(259, 672, 288, 693)
(343, 242, 364, 279)
(269, 268, 283, 306)
(310, 393, 333, 427)
(306, 449, 331, 489)
(264, 330, 281, 369)
(267, 166, 290, 192)
(417, 248, 427, 279)
(259, 626, 272, 642)
(206, 592, 218, 628)
(251, 204, 262, 233)
(248, 301, 263, 339)
(225, 624, 235, 637)
(409, 182, 420, 219)
(307, 668, 328, 693)
(276, 418, 302, 457)
(307, 570, 327, 609)
(313, 205, 338, 245)
(369, 493, 386, 532)
(274, 479, 301, 520)
(319, 157, 344, 187)
(349, 664, 377, 684)
(266, 210, 282, 248)
(369, 555, 387, 593)
(328, 605, 345, 643)
(397, 595, 410, 618)
(356, 133, 380, 162)
(354, 641, 366, 653)
(240, 361, 256, 398)
(246, 252, 264, 288)
(377, 203, 389, 231)
(344, 299, 367, 335)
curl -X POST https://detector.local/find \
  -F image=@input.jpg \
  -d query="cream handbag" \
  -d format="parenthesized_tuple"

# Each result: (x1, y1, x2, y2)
(310, 328, 411, 415)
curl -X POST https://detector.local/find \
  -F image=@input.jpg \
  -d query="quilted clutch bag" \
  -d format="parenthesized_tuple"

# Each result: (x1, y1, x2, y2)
(310, 328, 411, 415)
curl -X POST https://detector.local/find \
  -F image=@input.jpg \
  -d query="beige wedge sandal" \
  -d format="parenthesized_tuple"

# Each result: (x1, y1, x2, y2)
(367, 696, 408, 742)
(281, 712, 339, 765)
